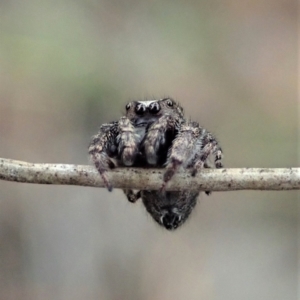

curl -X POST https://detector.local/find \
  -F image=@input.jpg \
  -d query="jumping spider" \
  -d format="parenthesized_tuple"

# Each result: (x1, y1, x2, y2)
(89, 98, 223, 230)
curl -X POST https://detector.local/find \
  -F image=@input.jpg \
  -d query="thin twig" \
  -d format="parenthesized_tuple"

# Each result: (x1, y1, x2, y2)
(0, 158, 299, 191)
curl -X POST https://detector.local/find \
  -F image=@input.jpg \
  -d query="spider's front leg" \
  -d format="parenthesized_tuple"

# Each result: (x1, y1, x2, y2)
(161, 122, 223, 191)
(191, 129, 223, 176)
(143, 114, 179, 166)
(161, 122, 200, 190)
(89, 117, 141, 191)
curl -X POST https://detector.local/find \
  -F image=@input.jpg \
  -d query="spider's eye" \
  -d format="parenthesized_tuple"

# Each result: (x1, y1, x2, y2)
(166, 99, 174, 107)
(135, 103, 146, 115)
(149, 102, 161, 114)
(125, 103, 131, 111)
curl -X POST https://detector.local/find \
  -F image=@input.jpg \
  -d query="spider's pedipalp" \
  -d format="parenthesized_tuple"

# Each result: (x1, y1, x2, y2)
(117, 116, 141, 166)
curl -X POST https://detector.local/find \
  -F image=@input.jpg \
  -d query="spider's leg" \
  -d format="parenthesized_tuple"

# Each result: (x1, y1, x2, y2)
(123, 189, 141, 203)
(89, 122, 119, 191)
(203, 163, 212, 196)
(89, 117, 142, 191)
(192, 130, 223, 177)
(161, 122, 201, 191)
(186, 130, 223, 196)
(143, 114, 178, 165)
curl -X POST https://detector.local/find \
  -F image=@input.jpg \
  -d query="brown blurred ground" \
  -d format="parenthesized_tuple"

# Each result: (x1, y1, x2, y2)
(0, 0, 298, 299)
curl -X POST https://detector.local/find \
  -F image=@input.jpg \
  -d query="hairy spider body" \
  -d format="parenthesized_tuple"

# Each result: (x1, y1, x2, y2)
(123, 189, 199, 230)
(89, 97, 223, 230)
(89, 98, 184, 189)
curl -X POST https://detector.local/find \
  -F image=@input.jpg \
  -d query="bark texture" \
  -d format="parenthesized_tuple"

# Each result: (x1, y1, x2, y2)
(0, 158, 299, 191)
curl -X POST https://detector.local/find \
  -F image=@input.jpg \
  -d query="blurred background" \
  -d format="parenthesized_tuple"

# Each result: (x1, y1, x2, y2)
(0, 0, 298, 299)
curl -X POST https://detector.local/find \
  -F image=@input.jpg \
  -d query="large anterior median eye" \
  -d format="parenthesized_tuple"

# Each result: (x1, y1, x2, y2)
(135, 103, 146, 115)
(149, 102, 160, 114)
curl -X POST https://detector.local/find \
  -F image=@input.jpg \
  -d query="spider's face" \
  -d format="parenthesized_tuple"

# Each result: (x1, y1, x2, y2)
(125, 98, 184, 126)
(141, 190, 199, 230)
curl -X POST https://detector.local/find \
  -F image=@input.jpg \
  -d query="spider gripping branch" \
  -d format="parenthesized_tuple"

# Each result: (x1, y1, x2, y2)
(0, 158, 299, 230)
(2, 99, 297, 231)
(0, 158, 299, 191)
(88, 98, 225, 229)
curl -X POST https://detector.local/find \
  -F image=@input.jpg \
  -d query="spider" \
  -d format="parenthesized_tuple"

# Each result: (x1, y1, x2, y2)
(89, 98, 223, 230)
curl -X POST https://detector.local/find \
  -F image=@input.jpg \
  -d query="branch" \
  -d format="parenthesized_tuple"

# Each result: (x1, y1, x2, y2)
(0, 158, 299, 191)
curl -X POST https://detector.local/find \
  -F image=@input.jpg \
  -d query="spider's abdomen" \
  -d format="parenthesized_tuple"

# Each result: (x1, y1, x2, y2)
(141, 190, 199, 230)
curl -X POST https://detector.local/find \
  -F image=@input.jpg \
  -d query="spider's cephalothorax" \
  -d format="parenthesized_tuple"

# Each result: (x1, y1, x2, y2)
(89, 98, 184, 190)
(89, 97, 223, 230)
